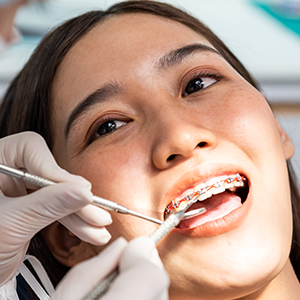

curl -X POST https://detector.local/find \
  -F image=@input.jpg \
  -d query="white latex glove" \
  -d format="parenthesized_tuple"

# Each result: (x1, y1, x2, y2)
(0, 132, 112, 286)
(52, 237, 169, 300)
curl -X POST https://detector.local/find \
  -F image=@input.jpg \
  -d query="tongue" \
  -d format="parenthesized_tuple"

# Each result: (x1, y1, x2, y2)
(178, 191, 242, 229)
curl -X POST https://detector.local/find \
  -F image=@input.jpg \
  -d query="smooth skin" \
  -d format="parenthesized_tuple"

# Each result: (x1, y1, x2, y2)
(45, 13, 299, 300)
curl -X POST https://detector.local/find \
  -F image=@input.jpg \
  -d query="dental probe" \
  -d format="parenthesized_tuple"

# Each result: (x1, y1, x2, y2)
(83, 196, 206, 300)
(0, 163, 163, 225)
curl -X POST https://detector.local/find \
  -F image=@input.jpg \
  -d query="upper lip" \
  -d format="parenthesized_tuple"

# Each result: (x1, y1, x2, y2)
(162, 164, 248, 213)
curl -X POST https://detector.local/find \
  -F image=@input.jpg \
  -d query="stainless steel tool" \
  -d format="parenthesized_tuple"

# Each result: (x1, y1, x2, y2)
(0, 163, 205, 225)
(83, 195, 206, 300)
(0, 163, 162, 224)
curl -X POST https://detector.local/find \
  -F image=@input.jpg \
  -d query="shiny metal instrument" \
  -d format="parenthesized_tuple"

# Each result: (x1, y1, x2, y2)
(0, 163, 206, 299)
(83, 195, 206, 300)
(0, 163, 163, 225)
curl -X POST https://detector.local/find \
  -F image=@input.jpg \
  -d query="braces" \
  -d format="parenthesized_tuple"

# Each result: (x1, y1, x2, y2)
(164, 173, 246, 215)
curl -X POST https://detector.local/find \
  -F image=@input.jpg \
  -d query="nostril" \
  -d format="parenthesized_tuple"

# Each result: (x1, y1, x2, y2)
(198, 142, 207, 148)
(166, 142, 207, 161)
(167, 154, 176, 161)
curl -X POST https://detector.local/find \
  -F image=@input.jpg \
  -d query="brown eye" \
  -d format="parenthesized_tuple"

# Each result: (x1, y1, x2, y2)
(97, 120, 126, 136)
(185, 78, 204, 94)
(184, 77, 217, 95)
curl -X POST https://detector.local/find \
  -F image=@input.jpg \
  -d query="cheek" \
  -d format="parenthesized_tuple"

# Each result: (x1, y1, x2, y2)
(223, 86, 291, 213)
(106, 211, 159, 243)
(205, 84, 293, 243)
(68, 143, 147, 196)
(64, 141, 159, 241)
(214, 85, 281, 154)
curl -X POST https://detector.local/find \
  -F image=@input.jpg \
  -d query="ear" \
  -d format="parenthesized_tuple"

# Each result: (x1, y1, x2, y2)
(41, 222, 97, 267)
(276, 120, 294, 160)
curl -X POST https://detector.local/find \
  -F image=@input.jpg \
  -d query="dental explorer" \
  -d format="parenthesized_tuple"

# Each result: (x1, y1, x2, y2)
(0, 163, 163, 225)
(83, 195, 206, 300)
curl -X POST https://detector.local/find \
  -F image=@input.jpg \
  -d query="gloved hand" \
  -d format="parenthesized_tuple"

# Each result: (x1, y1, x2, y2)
(52, 237, 169, 300)
(0, 132, 112, 286)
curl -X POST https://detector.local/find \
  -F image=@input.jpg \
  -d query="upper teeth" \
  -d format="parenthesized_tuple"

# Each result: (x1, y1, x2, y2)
(164, 173, 246, 215)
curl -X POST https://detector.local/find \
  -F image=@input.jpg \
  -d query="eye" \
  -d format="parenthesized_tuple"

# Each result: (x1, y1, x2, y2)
(184, 77, 217, 95)
(97, 119, 127, 136)
(85, 117, 129, 147)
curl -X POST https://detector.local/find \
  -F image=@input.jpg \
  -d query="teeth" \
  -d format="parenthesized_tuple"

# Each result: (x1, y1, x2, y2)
(211, 185, 226, 195)
(164, 173, 246, 216)
(199, 191, 211, 201)
(224, 182, 234, 189)
(184, 194, 193, 201)
(199, 186, 208, 195)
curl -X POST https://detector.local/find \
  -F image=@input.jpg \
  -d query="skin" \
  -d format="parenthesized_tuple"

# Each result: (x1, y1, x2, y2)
(49, 13, 299, 300)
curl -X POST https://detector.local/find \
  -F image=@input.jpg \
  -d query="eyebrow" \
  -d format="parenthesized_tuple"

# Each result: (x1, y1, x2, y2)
(65, 82, 123, 138)
(155, 43, 221, 70)
(65, 43, 221, 139)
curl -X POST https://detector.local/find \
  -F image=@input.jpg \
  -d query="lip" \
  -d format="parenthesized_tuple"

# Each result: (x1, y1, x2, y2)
(162, 165, 251, 237)
(174, 189, 251, 237)
(163, 164, 248, 207)
(165, 173, 246, 216)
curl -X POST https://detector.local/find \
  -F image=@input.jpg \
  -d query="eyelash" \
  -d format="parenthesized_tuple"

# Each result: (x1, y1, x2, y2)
(87, 70, 223, 144)
(87, 116, 129, 144)
(182, 70, 223, 97)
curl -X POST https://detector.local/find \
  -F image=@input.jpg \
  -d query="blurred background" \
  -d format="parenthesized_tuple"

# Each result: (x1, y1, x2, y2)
(0, 0, 300, 178)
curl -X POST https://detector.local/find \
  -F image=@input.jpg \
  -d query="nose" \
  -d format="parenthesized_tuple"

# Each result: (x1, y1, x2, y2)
(151, 113, 218, 170)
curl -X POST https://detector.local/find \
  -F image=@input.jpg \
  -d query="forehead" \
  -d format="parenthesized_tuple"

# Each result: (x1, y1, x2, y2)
(62, 12, 210, 67)
(51, 13, 214, 148)
(52, 13, 212, 101)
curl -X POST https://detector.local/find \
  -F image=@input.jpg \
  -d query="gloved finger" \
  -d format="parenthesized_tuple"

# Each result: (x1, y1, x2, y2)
(119, 236, 165, 271)
(58, 202, 112, 245)
(73, 204, 112, 227)
(51, 237, 128, 300)
(0, 183, 96, 280)
(0, 182, 94, 241)
(0, 132, 91, 197)
(28, 182, 94, 221)
(104, 260, 169, 300)
(103, 237, 169, 300)
(17, 133, 90, 187)
(59, 212, 111, 245)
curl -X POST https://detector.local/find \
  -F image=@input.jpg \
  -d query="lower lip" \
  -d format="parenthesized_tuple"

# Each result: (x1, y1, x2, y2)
(173, 191, 251, 237)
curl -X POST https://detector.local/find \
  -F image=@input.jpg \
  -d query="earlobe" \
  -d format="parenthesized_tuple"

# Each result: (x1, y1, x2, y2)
(41, 222, 97, 267)
(276, 120, 294, 160)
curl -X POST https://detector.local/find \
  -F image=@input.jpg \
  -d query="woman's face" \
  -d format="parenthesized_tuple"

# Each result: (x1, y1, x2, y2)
(51, 13, 294, 299)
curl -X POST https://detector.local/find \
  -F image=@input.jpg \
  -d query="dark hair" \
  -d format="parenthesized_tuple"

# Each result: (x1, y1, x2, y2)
(1, 0, 299, 285)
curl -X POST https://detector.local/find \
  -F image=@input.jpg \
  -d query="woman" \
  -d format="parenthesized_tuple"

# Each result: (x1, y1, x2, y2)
(0, 0, 300, 299)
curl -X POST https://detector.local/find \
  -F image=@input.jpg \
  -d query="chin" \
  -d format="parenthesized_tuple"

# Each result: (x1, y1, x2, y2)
(165, 227, 290, 300)
(168, 262, 285, 300)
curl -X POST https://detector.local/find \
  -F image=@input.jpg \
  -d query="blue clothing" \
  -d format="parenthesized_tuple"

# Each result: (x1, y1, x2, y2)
(17, 274, 39, 300)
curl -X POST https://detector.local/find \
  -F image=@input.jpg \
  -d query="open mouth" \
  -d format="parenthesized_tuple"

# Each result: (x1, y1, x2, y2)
(164, 173, 249, 228)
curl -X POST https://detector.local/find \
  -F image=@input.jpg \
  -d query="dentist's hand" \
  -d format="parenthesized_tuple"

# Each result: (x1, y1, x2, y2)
(52, 237, 169, 300)
(0, 132, 112, 286)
